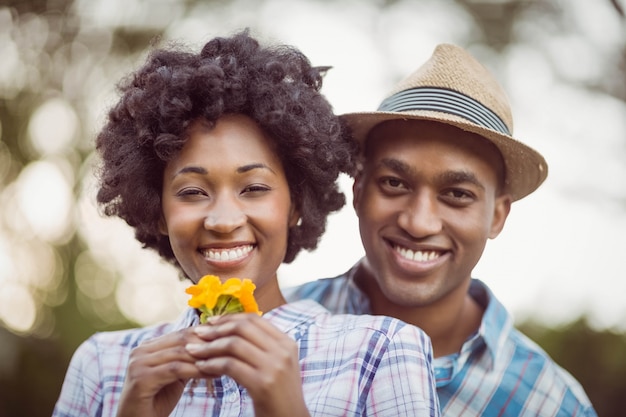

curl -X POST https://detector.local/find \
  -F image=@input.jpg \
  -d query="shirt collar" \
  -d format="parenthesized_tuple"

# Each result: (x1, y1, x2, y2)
(343, 260, 373, 312)
(342, 262, 513, 368)
(468, 279, 514, 367)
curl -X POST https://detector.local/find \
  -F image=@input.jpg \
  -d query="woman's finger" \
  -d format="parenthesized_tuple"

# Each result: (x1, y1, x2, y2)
(194, 313, 290, 352)
(188, 315, 301, 402)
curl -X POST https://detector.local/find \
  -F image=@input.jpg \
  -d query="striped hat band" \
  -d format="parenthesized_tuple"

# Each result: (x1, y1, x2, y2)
(377, 87, 510, 136)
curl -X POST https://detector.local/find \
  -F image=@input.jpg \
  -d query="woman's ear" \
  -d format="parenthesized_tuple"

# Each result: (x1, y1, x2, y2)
(158, 215, 168, 236)
(288, 204, 301, 228)
(352, 174, 363, 211)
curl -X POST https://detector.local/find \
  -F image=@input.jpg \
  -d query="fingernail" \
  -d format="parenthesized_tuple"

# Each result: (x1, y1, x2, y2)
(185, 343, 204, 353)
(194, 326, 212, 337)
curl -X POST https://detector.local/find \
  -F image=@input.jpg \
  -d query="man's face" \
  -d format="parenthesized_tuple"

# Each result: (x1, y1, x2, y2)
(353, 120, 511, 309)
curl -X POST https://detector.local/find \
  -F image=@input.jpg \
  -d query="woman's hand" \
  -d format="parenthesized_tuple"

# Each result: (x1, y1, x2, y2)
(187, 313, 311, 417)
(116, 328, 206, 417)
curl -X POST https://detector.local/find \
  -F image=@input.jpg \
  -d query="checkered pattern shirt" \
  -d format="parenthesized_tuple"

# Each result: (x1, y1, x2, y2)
(283, 261, 597, 417)
(53, 299, 439, 417)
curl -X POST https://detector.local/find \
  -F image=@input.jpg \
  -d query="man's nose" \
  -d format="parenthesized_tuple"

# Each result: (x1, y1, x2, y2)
(397, 192, 443, 238)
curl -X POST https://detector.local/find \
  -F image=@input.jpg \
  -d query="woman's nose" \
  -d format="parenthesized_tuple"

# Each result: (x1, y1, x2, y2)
(203, 196, 246, 234)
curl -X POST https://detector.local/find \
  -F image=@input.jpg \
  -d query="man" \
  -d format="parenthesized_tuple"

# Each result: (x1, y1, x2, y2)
(284, 44, 597, 416)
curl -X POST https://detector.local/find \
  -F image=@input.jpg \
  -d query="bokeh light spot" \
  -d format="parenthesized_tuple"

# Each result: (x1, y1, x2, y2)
(0, 282, 37, 333)
(28, 98, 78, 155)
(15, 160, 74, 243)
(75, 250, 116, 300)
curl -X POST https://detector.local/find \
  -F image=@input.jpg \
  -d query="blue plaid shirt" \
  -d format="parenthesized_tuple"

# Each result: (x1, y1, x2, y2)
(53, 299, 439, 417)
(283, 261, 597, 417)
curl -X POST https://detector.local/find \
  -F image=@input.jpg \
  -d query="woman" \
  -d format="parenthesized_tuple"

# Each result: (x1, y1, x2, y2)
(53, 30, 439, 417)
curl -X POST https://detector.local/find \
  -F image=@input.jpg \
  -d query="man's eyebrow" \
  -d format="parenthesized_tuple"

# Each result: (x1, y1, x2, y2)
(438, 170, 485, 190)
(378, 158, 485, 190)
(379, 158, 414, 175)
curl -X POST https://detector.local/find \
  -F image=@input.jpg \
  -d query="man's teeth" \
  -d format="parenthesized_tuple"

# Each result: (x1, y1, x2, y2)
(203, 245, 253, 261)
(396, 246, 440, 262)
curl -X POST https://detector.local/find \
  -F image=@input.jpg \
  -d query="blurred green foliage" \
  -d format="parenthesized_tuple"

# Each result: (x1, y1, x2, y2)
(519, 319, 626, 416)
(0, 0, 625, 416)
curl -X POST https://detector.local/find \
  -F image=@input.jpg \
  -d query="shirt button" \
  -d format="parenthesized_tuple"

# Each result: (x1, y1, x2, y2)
(227, 391, 238, 403)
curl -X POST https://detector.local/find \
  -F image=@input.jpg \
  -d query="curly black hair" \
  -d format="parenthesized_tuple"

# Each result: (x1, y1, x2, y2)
(95, 30, 356, 271)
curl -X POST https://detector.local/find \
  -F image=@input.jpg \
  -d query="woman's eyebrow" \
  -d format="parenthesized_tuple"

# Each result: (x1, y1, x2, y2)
(172, 163, 276, 178)
(237, 163, 276, 174)
(173, 166, 207, 177)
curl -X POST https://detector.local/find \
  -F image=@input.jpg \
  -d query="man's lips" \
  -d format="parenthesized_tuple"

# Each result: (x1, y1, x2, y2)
(200, 245, 254, 262)
(392, 243, 445, 262)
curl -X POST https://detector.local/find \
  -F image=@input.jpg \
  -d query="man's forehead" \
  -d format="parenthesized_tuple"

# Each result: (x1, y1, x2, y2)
(362, 136, 502, 188)
(364, 122, 503, 169)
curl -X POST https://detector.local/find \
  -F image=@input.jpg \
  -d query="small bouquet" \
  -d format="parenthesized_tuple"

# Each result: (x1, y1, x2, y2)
(186, 275, 262, 323)
(185, 275, 261, 395)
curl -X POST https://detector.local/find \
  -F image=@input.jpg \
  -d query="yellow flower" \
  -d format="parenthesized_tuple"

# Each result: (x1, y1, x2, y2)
(185, 275, 262, 323)
(186, 275, 222, 309)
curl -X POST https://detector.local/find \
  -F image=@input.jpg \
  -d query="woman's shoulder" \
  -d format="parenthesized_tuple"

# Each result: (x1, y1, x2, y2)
(284, 300, 429, 344)
(328, 312, 428, 340)
(83, 308, 197, 350)
(78, 320, 175, 354)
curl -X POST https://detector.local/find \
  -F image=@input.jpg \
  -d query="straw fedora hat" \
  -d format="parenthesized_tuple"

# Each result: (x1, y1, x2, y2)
(341, 43, 548, 201)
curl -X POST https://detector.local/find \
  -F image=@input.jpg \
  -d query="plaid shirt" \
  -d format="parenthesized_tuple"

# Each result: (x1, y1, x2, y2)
(53, 299, 439, 417)
(283, 261, 598, 417)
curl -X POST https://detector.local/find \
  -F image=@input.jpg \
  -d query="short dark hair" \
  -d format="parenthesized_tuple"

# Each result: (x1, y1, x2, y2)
(96, 30, 356, 270)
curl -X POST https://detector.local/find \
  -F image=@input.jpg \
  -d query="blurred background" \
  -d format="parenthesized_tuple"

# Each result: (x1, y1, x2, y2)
(0, 0, 625, 415)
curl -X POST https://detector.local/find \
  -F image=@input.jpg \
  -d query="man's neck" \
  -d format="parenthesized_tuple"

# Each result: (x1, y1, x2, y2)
(427, 293, 483, 357)
(359, 275, 484, 358)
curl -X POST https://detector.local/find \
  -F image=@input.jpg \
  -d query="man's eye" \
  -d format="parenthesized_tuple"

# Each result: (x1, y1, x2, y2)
(380, 177, 406, 189)
(442, 188, 475, 202)
(377, 177, 409, 196)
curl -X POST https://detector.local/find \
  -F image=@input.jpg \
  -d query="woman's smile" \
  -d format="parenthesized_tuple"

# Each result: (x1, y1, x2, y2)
(160, 114, 298, 309)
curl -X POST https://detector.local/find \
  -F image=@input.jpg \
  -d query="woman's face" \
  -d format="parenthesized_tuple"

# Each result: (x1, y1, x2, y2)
(160, 114, 298, 310)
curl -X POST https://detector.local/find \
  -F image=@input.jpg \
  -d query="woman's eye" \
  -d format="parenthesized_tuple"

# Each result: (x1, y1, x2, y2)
(242, 184, 270, 194)
(177, 188, 206, 197)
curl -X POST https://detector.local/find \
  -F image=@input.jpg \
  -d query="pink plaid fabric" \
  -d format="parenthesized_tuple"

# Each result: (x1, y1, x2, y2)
(53, 299, 440, 417)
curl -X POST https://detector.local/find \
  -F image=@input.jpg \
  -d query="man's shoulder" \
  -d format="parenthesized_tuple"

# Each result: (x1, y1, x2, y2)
(465, 280, 596, 414)
(500, 327, 597, 414)
(482, 287, 584, 391)
(283, 262, 371, 315)
(283, 274, 348, 301)
(506, 326, 581, 382)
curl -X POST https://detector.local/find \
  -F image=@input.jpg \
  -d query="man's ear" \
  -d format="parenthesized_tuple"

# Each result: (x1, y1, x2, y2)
(489, 194, 512, 239)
